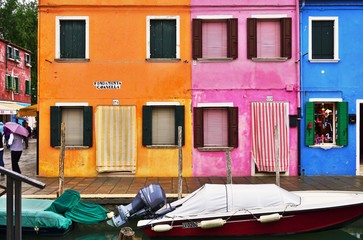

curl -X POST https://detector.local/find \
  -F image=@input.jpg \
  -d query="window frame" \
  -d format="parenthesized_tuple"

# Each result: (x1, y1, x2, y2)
(25, 53, 31, 67)
(247, 15, 291, 61)
(308, 16, 339, 62)
(5, 75, 13, 91)
(146, 16, 180, 61)
(305, 99, 348, 148)
(50, 105, 93, 148)
(193, 105, 238, 150)
(7, 45, 13, 59)
(192, 16, 238, 61)
(13, 48, 20, 62)
(55, 16, 89, 60)
(142, 103, 185, 147)
(25, 80, 31, 95)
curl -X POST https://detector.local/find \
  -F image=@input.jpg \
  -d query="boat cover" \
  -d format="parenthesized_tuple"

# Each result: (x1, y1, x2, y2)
(166, 184, 301, 217)
(0, 198, 72, 230)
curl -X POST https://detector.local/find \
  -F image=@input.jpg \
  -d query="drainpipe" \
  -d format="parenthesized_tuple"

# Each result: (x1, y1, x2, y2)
(296, 0, 302, 175)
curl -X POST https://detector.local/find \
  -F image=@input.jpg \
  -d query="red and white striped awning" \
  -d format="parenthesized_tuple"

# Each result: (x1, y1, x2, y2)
(251, 102, 289, 172)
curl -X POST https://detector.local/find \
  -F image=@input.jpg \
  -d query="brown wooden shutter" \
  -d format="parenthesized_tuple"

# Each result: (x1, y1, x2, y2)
(192, 19, 203, 60)
(193, 107, 204, 148)
(227, 18, 238, 59)
(228, 107, 238, 147)
(281, 18, 292, 59)
(247, 18, 257, 59)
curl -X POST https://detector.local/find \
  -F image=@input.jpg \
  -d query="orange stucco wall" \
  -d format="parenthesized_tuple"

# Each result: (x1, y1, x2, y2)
(38, 0, 192, 177)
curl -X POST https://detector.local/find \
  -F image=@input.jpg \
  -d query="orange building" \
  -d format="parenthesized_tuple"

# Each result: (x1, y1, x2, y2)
(38, 0, 192, 177)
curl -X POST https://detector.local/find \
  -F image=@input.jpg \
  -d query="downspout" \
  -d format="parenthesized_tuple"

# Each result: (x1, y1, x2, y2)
(298, 0, 305, 176)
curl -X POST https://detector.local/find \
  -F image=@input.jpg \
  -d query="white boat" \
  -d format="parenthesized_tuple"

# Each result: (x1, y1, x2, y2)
(110, 183, 363, 237)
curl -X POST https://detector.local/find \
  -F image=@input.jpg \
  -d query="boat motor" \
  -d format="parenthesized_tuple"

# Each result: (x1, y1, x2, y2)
(110, 183, 166, 227)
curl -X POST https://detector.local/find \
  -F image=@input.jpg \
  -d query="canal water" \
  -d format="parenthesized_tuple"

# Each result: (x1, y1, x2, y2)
(5, 217, 363, 240)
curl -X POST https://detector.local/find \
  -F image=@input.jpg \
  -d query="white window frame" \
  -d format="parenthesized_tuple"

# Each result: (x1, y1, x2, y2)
(308, 16, 339, 62)
(146, 16, 180, 59)
(13, 48, 20, 62)
(25, 53, 31, 66)
(7, 45, 13, 59)
(55, 16, 89, 59)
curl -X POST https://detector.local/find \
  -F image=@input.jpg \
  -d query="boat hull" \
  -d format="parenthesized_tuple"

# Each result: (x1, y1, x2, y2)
(140, 203, 363, 237)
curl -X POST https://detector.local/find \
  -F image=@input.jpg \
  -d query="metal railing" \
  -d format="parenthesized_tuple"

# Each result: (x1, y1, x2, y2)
(0, 166, 46, 240)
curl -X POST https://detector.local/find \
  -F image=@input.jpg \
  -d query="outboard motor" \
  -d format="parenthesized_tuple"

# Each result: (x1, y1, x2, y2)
(110, 183, 166, 227)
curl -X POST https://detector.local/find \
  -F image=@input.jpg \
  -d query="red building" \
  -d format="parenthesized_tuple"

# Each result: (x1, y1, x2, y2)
(0, 39, 31, 122)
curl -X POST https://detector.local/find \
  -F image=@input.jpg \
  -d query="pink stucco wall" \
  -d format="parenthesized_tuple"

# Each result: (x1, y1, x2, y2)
(191, 0, 299, 176)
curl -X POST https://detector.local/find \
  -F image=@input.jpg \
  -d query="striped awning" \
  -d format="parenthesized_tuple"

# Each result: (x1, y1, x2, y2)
(0, 102, 25, 115)
(251, 102, 289, 172)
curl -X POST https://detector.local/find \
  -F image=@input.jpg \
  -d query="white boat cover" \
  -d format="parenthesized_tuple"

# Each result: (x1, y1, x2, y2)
(166, 184, 301, 217)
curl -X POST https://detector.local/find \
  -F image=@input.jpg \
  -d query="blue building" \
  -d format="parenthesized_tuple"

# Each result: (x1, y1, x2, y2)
(300, 0, 363, 175)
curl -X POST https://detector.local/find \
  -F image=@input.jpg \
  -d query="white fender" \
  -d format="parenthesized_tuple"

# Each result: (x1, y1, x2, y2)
(152, 224, 173, 232)
(198, 218, 226, 229)
(258, 213, 282, 223)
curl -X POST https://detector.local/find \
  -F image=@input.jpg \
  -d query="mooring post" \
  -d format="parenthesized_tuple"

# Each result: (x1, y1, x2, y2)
(118, 227, 135, 240)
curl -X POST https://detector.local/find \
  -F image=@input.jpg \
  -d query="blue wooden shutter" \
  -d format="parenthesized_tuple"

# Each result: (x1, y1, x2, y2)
(83, 106, 93, 147)
(142, 106, 152, 146)
(336, 102, 348, 146)
(305, 102, 315, 146)
(50, 106, 61, 147)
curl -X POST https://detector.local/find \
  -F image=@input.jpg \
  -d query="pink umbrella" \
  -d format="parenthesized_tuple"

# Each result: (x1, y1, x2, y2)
(4, 122, 29, 137)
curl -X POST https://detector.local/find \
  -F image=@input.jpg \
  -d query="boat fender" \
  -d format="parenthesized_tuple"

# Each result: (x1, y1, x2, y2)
(152, 224, 173, 232)
(258, 213, 282, 223)
(198, 218, 226, 229)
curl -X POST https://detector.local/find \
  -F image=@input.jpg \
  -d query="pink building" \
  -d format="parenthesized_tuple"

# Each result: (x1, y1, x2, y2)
(191, 0, 300, 176)
(0, 39, 32, 122)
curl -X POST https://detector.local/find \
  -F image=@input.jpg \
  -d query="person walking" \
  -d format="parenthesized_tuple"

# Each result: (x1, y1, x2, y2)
(8, 132, 23, 174)
(0, 132, 4, 176)
(23, 121, 32, 149)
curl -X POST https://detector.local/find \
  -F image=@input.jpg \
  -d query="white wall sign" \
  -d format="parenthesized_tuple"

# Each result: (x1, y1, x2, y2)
(93, 81, 122, 89)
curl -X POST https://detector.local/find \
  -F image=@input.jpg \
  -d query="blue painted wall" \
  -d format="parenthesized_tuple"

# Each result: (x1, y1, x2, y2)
(300, 0, 363, 175)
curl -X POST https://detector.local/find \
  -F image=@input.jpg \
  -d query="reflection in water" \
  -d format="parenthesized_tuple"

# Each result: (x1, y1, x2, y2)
(3, 218, 362, 240)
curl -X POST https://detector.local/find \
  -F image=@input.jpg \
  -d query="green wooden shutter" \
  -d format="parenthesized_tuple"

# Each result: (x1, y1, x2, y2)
(336, 102, 348, 146)
(228, 107, 238, 147)
(50, 106, 61, 147)
(150, 20, 176, 58)
(14, 77, 19, 93)
(193, 107, 204, 148)
(247, 18, 257, 59)
(25, 81, 30, 95)
(227, 18, 238, 59)
(175, 106, 185, 146)
(281, 18, 292, 59)
(60, 20, 86, 58)
(312, 20, 334, 59)
(142, 106, 152, 146)
(305, 102, 315, 146)
(83, 106, 93, 147)
(192, 19, 202, 59)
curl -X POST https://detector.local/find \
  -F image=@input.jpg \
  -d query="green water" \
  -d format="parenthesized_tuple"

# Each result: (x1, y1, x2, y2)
(7, 217, 362, 240)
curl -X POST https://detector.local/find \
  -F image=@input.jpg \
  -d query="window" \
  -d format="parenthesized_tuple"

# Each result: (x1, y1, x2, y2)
(56, 16, 89, 59)
(247, 17, 291, 60)
(192, 18, 238, 60)
(5, 75, 13, 90)
(13, 77, 19, 93)
(146, 16, 180, 59)
(193, 107, 238, 148)
(13, 48, 20, 61)
(25, 80, 31, 95)
(309, 17, 339, 62)
(305, 101, 348, 146)
(142, 105, 184, 146)
(50, 106, 93, 147)
(7, 45, 13, 59)
(25, 53, 31, 66)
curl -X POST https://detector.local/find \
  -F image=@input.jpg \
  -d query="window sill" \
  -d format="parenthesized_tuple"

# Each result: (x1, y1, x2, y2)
(252, 57, 288, 62)
(146, 58, 181, 63)
(55, 58, 90, 63)
(309, 59, 340, 63)
(146, 145, 179, 149)
(54, 146, 90, 150)
(196, 58, 233, 62)
(197, 147, 233, 152)
(308, 144, 343, 150)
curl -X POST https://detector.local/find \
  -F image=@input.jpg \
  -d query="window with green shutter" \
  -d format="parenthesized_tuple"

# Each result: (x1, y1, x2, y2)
(305, 101, 348, 146)
(25, 80, 30, 95)
(50, 106, 93, 147)
(142, 105, 185, 146)
(5, 75, 13, 90)
(60, 20, 86, 58)
(150, 20, 176, 58)
(14, 77, 19, 93)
